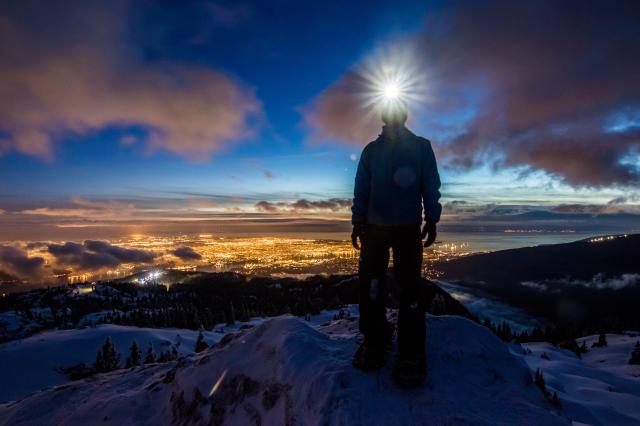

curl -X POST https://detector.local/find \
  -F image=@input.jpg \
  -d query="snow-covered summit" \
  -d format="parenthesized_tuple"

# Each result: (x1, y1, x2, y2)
(0, 314, 567, 426)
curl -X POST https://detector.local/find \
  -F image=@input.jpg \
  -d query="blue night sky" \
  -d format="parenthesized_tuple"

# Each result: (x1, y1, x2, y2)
(1, 0, 639, 239)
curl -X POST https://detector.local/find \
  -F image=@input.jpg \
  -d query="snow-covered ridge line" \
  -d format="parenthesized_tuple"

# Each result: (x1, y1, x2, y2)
(1, 314, 568, 426)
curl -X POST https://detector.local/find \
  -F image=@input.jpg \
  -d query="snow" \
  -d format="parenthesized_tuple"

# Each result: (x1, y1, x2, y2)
(520, 333, 640, 426)
(0, 314, 568, 426)
(0, 324, 221, 403)
(0, 311, 23, 333)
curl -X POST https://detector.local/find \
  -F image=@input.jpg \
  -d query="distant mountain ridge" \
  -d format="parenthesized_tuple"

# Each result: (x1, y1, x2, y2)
(436, 234, 640, 283)
(435, 234, 640, 334)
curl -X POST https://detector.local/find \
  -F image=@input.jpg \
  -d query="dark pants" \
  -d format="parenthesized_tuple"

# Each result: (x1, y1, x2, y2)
(358, 224, 426, 358)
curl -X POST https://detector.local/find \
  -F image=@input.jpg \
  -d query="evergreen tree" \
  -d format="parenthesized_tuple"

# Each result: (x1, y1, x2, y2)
(125, 340, 141, 368)
(93, 336, 120, 373)
(629, 341, 640, 365)
(194, 331, 209, 353)
(144, 343, 156, 364)
(550, 391, 561, 409)
(559, 339, 582, 359)
(592, 333, 608, 348)
(579, 341, 588, 354)
(534, 369, 548, 396)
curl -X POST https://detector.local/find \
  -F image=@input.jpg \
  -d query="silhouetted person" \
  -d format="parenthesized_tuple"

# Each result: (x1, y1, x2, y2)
(351, 103, 441, 387)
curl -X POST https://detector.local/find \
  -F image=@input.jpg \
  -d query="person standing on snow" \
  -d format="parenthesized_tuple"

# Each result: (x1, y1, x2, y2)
(350, 102, 441, 387)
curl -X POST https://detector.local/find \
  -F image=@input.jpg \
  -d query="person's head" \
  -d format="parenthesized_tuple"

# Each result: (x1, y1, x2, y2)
(381, 103, 408, 127)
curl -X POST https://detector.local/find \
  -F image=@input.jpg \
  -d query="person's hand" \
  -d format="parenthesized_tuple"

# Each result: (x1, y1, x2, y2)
(351, 224, 364, 250)
(421, 221, 437, 248)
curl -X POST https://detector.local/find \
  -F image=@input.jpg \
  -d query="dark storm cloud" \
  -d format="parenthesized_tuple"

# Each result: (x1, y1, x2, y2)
(305, 1, 640, 187)
(254, 198, 351, 213)
(0, 245, 45, 279)
(171, 246, 203, 260)
(48, 240, 155, 270)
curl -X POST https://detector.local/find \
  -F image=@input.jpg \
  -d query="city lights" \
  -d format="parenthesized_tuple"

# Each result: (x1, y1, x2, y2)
(24, 235, 474, 285)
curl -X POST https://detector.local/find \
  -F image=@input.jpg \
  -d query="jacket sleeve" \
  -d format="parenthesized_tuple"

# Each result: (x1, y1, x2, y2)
(421, 140, 442, 223)
(351, 145, 371, 225)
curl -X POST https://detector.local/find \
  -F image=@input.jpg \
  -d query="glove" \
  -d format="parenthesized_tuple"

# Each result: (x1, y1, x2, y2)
(351, 224, 364, 250)
(421, 220, 437, 248)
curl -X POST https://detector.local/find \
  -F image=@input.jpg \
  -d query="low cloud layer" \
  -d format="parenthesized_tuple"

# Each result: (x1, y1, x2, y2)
(522, 273, 640, 292)
(255, 198, 351, 213)
(48, 240, 155, 270)
(0, 245, 45, 279)
(20, 197, 136, 220)
(437, 280, 548, 331)
(0, 0, 260, 161)
(304, 1, 640, 187)
(171, 246, 202, 260)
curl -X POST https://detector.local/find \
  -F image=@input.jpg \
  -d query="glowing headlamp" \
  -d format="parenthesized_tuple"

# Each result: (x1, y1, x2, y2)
(382, 82, 401, 101)
(358, 47, 427, 121)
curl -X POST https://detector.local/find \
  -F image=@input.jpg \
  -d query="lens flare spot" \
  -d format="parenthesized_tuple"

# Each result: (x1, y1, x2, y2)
(382, 83, 400, 101)
(209, 368, 228, 397)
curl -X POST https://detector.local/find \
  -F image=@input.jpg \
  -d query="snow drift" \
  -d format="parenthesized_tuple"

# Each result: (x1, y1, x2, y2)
(0, 315, 567, 425)
(522, 333, 640, 426)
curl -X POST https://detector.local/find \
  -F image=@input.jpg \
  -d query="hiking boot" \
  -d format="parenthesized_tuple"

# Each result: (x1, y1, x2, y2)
(353, 324, 394, 371)
(352, 338, 387, 371)
(392, 353, 426, 387)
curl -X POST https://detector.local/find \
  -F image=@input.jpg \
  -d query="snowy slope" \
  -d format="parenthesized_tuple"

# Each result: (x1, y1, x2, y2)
(0, 315, 568, 426)
(520, 334, 640, 426)
(0, 306, 357, 403)
(0, 325, 222, 403)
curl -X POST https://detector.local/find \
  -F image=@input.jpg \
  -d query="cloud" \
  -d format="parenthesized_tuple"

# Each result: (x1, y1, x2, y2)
(0, 245, 45, 279)
(20, 197, 136, 219)
(254, 198, 351, 213)
(551, 204, 607, 215)
(254, 201, 281, 213)
(524, 273, 640, 291)
(290, 198, 351, 211)
(48, 240, 155, 270)
(437, 280, 548, 331)
(0, 1, 261, 161)
(171, 246, 202, 260)
(549, 202, 640, 215)
(573, 273, 640, 290)
(303, 69, 380, 146)
(608, 194, 640, 205)
(262, 169, 276, 180)
(304, 1, 640, 187)
(519, 281, 548, 292)
(83, 240, 155, 263)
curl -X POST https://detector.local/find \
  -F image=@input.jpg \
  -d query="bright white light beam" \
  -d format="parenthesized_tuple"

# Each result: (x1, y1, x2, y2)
(382, 82, 401, 101)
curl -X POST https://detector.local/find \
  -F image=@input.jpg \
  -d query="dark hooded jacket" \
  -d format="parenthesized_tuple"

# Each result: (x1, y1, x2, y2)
(351, 125, 441, 225)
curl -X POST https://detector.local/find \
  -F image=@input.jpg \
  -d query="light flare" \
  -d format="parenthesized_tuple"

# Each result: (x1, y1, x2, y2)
(356, 46, 430, 119)
(209, 369, 228, 397)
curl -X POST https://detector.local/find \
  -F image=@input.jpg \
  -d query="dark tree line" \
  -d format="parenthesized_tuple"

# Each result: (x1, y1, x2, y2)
(57, 333, 195, 380)
(2, 272, 470, 342)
